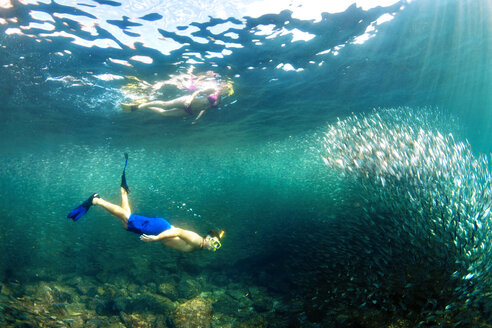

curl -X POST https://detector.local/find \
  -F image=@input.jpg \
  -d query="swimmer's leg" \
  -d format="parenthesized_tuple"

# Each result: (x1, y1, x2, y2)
(92, 192, 130, 229)
(146, 107, 188, 116)
(121, 187, 131, 214)
(138, 100, 172, 109)
(147, 106, 169, 114)
(121, 98, 149, 112)
(139, 97, 188, 116)
(139, 96, 188, 110)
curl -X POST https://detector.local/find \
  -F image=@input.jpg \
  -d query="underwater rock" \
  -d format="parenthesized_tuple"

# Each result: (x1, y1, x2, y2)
(212, 293, 239, 316)
(112, 290, 176, 315)
(113, 295, 130, 313)
(177, 278, 202, 300)
(158, 282, 179, 301)
(84, 317, 117, 328)
(251, 297, 272, 313)
(66, 276, 97, 297)
(225, 288, 245, 301)
(0, 291, 89, 327)
(235, 316, 267, 328)
(65, 315, 86, 328)
(127, 283, 140, 294)
(213, 289, 254, 319)
(209, 313, 235, 328)
(90, 284, 129, 316)
(209, 273, 229, 286)
(275, 296, 303, 316)
(119, 312, 166, 328)
(92, 296, 119, 316)
(146, 282, 158, 294)
(170, 296, 212, 328)
(93, 282, 121, 300)
(248, 287, 273, 313)
(52, 285, 73, 303)
(79, 284, 98, 298)
(136, 293, 175, 314)
(27, 281, 74, 305)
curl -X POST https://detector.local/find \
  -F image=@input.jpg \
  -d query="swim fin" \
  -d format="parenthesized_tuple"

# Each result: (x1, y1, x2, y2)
(121, 103, 139, 113)
(121, 152, 130, 194)
(67, 193, 99, 221)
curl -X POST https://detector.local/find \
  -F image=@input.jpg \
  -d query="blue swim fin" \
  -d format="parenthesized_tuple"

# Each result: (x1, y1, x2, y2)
(67, 193, 98, 221)
(121, 152, 130, 193)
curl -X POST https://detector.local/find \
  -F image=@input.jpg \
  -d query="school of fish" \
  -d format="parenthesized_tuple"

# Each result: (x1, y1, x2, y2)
(319, 107, 491, 326)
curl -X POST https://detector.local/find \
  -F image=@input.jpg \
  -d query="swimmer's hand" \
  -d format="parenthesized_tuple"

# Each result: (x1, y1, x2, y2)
(140, 234, 158, 242)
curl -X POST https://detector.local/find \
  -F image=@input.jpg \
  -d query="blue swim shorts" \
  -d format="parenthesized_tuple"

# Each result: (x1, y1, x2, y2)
(127, 214, 172, 235)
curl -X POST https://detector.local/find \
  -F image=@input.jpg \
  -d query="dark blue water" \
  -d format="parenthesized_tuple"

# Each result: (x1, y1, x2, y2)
(0, 0, 490, 327)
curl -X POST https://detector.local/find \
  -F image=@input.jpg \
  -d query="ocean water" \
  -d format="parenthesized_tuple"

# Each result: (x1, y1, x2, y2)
(0, 0, 491, 327)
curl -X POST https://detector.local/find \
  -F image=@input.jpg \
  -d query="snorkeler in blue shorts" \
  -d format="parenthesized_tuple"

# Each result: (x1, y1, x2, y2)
(67, 153, 224, 253)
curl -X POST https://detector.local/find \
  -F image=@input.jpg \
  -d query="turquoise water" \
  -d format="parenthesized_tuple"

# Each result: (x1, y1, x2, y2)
(0, 0, 491, 327)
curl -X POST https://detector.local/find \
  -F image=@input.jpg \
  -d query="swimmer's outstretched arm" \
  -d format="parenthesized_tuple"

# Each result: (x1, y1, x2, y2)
(192, 110, 206, 124)
(187, 87, 217, 103)
(184, 86, 218, 114)
(140, 227, 203, 247)
(140, 228, 179, 242)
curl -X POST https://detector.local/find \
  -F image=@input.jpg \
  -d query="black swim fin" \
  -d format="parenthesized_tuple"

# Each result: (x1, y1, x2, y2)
(121, 152, 130, 193)
(67, 193, 99, 221)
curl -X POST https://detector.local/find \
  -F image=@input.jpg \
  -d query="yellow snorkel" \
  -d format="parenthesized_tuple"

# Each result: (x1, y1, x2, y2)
(226, 81, 234, 96)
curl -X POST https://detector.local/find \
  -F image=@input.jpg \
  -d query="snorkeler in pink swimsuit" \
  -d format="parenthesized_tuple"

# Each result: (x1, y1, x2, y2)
(122, 80, 232, 123)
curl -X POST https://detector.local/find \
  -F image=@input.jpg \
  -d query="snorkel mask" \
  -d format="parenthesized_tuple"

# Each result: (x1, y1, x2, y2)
(208, 230, 225, 252)
(210, 237, 222, 252)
